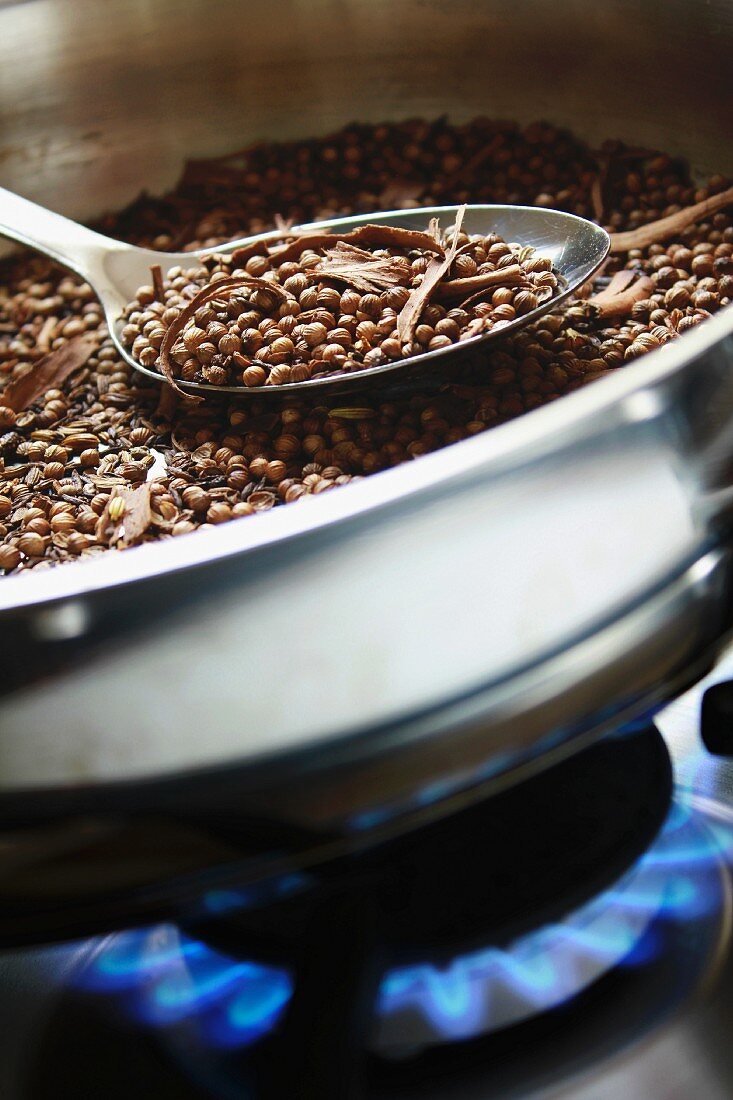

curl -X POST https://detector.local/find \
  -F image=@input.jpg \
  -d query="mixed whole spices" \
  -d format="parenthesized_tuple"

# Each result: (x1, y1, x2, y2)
(121, 212, 562, 392)
(0, 117, 732, 574)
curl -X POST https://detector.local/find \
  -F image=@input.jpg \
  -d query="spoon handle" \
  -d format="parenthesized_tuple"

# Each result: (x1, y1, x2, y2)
(0, 186, 112, 282)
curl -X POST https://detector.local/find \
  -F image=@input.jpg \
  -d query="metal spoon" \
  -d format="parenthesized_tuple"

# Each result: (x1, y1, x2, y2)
(0, 188, 609, 397)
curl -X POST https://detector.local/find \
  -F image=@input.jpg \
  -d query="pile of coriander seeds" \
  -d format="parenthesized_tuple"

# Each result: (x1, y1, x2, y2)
(0, 117, 731, 574)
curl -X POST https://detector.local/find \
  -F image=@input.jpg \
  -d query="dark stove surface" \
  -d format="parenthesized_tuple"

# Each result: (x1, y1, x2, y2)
(192, 720, 672, 962)
(3, 664, 733, 1100)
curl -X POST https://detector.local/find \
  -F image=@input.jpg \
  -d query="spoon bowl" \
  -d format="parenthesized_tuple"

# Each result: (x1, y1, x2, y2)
(0, 190, 610, 397)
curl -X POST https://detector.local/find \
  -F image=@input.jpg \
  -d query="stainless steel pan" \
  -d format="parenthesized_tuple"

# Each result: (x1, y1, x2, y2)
(0, 0, 732, 943)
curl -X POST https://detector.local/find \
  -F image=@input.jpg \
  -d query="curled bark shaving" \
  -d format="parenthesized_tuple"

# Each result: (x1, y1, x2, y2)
(609, 185, 733, 253)
(150, 264, 165, 302)
(158, 276, 288, 400)
(438, 263, 526, 305)
(222, 238, 273, 269)
(270, 223, 445, 266)
(227, 222, 333, 267)
(1, 335, 97, 412)
(397, 206, 467, 343)
(584, 270, 654, 318)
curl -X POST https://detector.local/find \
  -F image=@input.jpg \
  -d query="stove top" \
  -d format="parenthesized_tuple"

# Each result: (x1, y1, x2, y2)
(2, 655, 733, 1099)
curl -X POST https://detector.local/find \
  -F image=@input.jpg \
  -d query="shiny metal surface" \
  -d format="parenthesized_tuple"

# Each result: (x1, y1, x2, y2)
(1, 1, 731, 220)
(0, 189, 610, 396)
(0, 553, 723, 948)
(2, 310, 732, 802)
(0, 0, 732, 824)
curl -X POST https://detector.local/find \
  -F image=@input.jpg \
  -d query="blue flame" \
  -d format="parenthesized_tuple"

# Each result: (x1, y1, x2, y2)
(200, 871, 311, 917)
(77, 795, 732, 1050)
(375, 798, 731, 1042)
(81, 929, 293, 1048)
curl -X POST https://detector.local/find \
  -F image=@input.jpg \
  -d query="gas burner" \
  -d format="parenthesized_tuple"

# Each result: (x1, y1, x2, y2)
(3, 713, 733, 1100)
(11, 721, 733, 1100)
(71, 722, 671, 1039)
(3, 793, 731, 1100)
(75, 795, 727, 1056)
